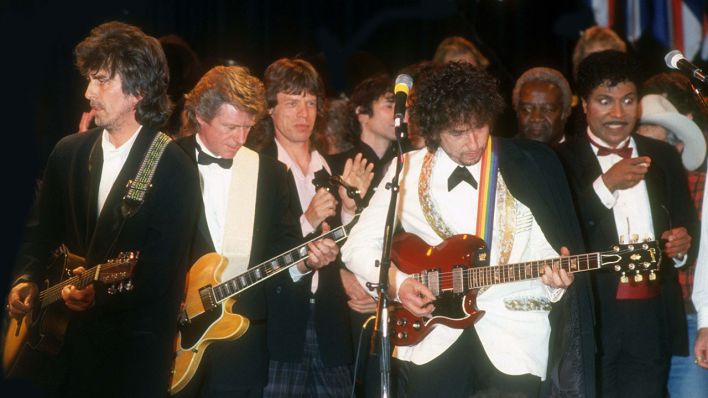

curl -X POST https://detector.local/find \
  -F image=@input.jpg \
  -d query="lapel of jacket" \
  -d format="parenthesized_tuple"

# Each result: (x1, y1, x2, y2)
(86, 133, 103, 243)
(182, 134, 216, 253)
(86, 127, 156, 261)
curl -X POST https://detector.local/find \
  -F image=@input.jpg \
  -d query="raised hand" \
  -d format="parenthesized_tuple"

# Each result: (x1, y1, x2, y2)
(78, 108, 96, 132)
(304, 188, 338, 228)
(601, 156, 651, 192)
(339, 153, 374, 213)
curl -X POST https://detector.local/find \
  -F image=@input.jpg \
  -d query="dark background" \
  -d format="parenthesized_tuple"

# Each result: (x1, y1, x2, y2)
(1, 1, 702, 395)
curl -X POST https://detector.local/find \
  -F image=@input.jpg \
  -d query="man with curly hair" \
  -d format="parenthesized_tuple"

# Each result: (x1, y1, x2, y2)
(342, 62, 594, 397)
(557, 50, 697, 398)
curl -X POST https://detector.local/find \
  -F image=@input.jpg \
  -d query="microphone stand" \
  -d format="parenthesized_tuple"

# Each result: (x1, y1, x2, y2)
(366, 119, 407, 398)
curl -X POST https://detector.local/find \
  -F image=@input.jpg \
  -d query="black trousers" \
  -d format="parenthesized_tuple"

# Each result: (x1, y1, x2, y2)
(597, 297, 671, 398)
(396, 327, 541, 398)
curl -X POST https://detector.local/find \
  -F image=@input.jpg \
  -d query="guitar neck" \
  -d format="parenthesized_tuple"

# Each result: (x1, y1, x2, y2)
(38, 265, 98, 308)
(210, 219, 356, 303)
(463, 252, 604, 290)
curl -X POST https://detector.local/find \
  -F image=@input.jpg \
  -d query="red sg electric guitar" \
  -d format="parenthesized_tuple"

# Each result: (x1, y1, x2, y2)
(390, 233, 662, 347)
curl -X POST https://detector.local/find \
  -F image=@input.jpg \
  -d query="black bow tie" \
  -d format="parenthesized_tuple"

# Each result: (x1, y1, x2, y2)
(196, 144, 233, 169)
(448, 166, 477, 191)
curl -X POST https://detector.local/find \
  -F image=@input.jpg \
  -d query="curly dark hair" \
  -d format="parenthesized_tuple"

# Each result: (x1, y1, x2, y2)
(575, 50, 640, 100)
(410, 62, 504, 151)
(75, 21, 171, 129)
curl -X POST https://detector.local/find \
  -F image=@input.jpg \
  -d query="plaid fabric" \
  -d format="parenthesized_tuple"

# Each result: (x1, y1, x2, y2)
(678, 170, 705, 306)
(264, 304, 353, 397)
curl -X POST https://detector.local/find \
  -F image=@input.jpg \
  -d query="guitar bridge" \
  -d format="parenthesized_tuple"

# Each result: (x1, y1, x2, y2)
(198, 285, 218, 311)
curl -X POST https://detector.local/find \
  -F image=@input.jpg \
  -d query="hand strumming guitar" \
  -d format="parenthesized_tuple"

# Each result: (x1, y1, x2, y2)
(7, 282, 38, 319)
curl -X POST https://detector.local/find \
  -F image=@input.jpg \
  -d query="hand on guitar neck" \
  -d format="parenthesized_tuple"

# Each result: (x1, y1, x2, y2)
(396, 246, 576, 318)
(539, 246, 574, 289)
(296, 222, 340, 273)
(60, 267, 95, 312)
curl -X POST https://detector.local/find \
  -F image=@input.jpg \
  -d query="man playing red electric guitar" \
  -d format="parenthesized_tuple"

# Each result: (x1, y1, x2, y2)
(342, 62, 596, 398)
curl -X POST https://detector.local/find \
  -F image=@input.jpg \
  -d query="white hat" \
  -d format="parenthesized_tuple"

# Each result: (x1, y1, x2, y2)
(640, 94, 706, 171)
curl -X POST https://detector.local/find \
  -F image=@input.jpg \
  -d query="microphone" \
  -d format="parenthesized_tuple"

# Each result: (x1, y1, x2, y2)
(665, 50, 706, 83)
(393, 74, 413, 128)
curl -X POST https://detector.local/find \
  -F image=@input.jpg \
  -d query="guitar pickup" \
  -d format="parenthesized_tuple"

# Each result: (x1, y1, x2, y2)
(198, 285, 218, 311)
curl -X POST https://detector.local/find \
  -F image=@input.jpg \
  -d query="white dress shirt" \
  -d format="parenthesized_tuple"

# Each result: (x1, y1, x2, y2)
(693, 179, 708, 329)
(195, 134, 232, 254)
(588, 129, 686, 267)
(342, 147, 563, 379)
(274, 138, 335, 292)
(97, 126, 141, 213)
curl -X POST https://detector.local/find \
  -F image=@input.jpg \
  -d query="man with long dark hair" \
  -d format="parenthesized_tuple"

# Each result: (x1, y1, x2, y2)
(6, 21, 201, 396)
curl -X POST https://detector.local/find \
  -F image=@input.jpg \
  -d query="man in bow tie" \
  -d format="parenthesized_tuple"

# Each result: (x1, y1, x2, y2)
(556, 50, 698, 398)
(342, 62, 595, 397)
(175, 65, 339, 397)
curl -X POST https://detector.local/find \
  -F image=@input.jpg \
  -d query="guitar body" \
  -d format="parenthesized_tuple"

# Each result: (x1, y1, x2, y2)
(3, 251, 136, 378)
(391, 233, 488, 347)
(170, 253, 249, 394)
(3, 253, 74, 378)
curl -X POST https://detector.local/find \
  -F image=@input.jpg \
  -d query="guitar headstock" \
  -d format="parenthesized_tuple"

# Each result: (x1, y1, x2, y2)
(99, 252, 139, 294)
(601, 241, 662, 282)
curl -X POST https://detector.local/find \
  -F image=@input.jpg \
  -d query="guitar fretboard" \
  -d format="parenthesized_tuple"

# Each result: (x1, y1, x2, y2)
(38, 266, 98, 308)
(211, 220, 355, 303)
(413, 245, 656, 294)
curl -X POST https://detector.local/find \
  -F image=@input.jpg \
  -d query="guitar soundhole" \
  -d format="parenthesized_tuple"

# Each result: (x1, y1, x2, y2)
(178, 307, 222, 349)
(431, 291, 469, 320)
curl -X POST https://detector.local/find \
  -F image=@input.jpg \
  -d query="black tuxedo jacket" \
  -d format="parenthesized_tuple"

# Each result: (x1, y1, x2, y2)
(492, 137, 596, 398)
(14, 126, 201, 396)
(259, 140, 353, 367)
(556, 133, 697, 356)
(177, 135, 303, 389)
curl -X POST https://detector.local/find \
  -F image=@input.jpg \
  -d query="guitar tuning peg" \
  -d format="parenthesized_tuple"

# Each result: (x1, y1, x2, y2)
(619, 235, 626, 244)
(649, 270, 657, 281)
(107, 285, 116, 295)
(631, 234, 639, 243)
(634, 272, 643, 282)
(117, 282, 124, 292)
(620, 273, 629, 284)
(628, 263, 636, 271)
(125, 280, 133, 291)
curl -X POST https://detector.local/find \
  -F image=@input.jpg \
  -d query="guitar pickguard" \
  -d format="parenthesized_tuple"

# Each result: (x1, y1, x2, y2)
(178, 306, 223, 349)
